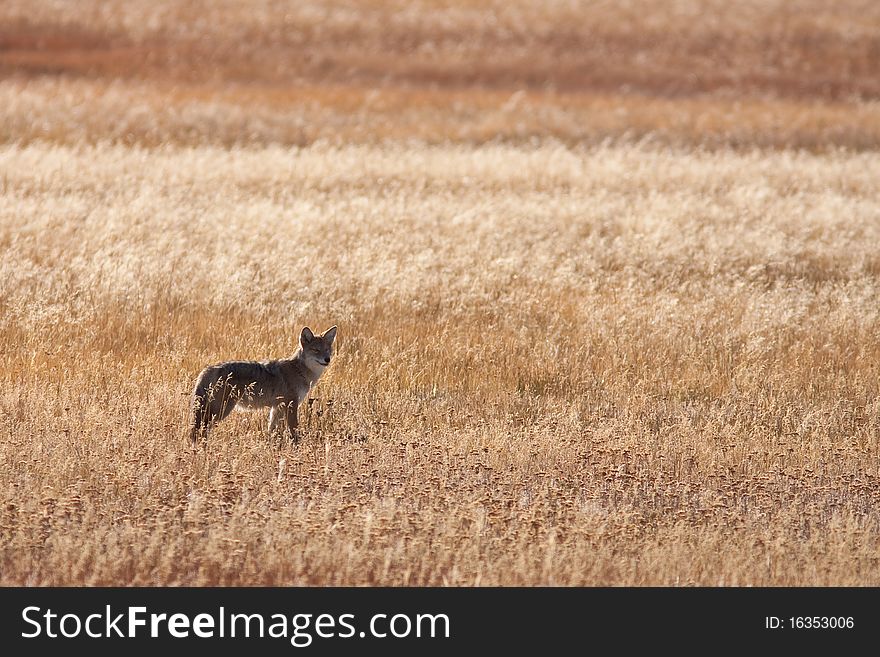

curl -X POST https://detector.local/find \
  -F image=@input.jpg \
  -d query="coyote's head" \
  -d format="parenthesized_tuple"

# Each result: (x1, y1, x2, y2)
(300, 325, 338, 371)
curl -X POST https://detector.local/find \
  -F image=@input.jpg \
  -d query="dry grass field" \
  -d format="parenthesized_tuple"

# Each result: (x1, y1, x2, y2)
(1, 1, 880, 585)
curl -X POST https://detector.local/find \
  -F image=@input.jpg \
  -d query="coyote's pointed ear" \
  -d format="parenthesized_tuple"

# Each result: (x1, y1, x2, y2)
(323, 326, 338, 344)
(300, 326, 315, 346)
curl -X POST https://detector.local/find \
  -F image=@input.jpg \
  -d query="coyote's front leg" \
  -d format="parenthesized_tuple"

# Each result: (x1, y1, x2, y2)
(268, 402, 300, 442)
(285, 402, 300, 442)
(268, 404, 284, 436)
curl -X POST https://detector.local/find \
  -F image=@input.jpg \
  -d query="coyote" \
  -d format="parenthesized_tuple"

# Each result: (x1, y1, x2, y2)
(189, 326, 337, 446)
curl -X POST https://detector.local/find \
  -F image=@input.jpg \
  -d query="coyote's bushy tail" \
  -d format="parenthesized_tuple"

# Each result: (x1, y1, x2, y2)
(188, 367, 241, 446)
(188, 371, 211, 447)
(189, 393, 205, 446)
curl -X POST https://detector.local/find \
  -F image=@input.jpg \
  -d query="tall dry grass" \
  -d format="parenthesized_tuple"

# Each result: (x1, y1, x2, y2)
(2, 142, 880, 584)
(1, 0, 879, 585)
(2, 0, 879, 150)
